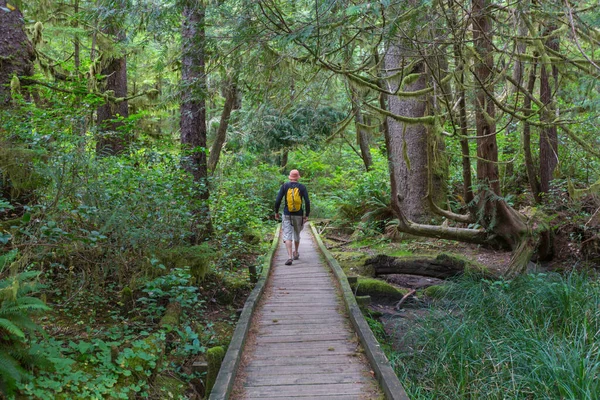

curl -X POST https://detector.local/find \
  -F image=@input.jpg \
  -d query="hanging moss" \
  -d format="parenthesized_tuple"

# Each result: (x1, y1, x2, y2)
(205, 346, 225, 397)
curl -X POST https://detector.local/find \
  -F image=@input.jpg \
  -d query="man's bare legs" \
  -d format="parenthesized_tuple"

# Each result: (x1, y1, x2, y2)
(285, 240, 300, 260)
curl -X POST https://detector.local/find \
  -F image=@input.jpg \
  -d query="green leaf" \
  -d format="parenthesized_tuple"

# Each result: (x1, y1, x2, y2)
(0, 318, 25, 338)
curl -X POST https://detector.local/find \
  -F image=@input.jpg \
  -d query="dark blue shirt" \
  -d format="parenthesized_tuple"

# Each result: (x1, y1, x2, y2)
(275, 181, 310, 216)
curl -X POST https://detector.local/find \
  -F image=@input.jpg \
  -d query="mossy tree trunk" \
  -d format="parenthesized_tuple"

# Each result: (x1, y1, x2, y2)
(0, 1, 35, 107)
(95, 5, 129, 156)
(208, 76, 238, 173)
(350, 86, 372, 172)
(384, 42, 432, 224)
(181, 0, 212, 240)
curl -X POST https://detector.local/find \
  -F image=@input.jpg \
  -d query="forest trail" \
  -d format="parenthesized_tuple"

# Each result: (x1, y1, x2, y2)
(230, 226, 383, 399)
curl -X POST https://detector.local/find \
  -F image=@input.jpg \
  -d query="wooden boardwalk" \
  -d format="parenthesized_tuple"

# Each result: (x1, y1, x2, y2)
(231, 226, 382, 399)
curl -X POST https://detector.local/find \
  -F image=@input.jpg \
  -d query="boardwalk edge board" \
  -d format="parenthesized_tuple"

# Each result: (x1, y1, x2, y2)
(309, 223, 411, 400)
(209, 225, 281, 400)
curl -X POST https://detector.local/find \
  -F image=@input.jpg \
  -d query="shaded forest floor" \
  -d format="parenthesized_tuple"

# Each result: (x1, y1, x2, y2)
(321, 226, 599, 357)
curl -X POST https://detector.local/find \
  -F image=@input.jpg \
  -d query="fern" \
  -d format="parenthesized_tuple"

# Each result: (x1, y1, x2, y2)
(0, 262, 50, 396)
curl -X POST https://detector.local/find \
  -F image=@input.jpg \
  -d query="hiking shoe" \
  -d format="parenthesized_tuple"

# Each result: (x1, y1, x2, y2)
(285, 259, 293, 265)
(293, 252, 299, 260)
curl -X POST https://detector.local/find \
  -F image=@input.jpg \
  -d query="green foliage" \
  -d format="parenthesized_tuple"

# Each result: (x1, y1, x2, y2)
(137, 266, 202, 322)
(234, 103, 345, 155)
(289, 147, 390, 222)
(212, 154, 280, 269)
(389, 273, 600, 399)
(0, 267, 50, 396)
(18, 333, 166, 399)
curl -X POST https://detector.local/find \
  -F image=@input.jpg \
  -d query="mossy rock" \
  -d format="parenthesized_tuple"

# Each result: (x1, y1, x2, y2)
(331, 251, 373, 277)
(157, 244, 214, 282)
(423, 284, 452, 299)
(205, 346, 225, 397)
(355, 278, 409, 300)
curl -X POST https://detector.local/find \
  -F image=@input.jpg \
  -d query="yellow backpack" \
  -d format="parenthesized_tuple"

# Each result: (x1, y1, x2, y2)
(286, 185, 302, 212)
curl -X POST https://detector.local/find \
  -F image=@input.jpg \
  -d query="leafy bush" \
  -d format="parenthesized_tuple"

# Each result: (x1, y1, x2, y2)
(137, 266, 203, 322)
(212, 154, 280, 269)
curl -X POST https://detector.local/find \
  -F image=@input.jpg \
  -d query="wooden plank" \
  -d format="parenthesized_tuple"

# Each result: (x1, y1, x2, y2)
(259, 328, 348, 336)
(241, 383, 370, 397)
(245, 372, 372, 386)
(260, 317, 346, 326)
(255, 333, 352, 344)
(250, 348, 358, 358)
(244, 396, 367, 400)
(258, 312, 344, 320)
(245, 362, 366, 374)
(247, 355, 361, 367)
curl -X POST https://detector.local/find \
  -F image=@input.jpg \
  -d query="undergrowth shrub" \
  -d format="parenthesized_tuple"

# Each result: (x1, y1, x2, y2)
(389, 272, 600, 399)
(212, 154, 280, 269)
(12, 147, 197, 288)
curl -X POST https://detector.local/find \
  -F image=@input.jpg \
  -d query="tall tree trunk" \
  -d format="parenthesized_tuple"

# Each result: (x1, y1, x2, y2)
(181, 0, 212, 240)
(96, 27, 129, 155)
(0, 1, 35, 106)
(208, 78, 237, 173)
(384, 44, 431, 223)
(539, 27, 559, 195)
(350, 87, 373, 171)
(472, 0, 500, 196)
(523, 61, 541, 203)
(73, 0, 80, 72)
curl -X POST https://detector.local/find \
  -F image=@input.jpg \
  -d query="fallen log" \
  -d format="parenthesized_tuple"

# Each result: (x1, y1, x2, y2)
(365, 254, 491, 279)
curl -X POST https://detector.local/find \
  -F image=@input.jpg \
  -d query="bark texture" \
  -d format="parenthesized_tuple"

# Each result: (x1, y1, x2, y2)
(472, 0, 500, 196)
(0, 1, 35, 106)
(208, 78, 237, 173)
(96, 24, 129, 155)
(180, 0, 211, 239)
(539, 27, 559, 195)
(96, 54, 129, 155)
(350, 87, 373, 171)
(365, 254, 493, 279)
(384, 45, 431, 223)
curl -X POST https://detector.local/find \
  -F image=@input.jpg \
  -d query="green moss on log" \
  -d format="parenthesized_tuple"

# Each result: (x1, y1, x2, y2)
(331, 251, 373, 277)
(355, 278, 408, 300)
(159, 301, 182, 328)
(154, 374, 186, 398)
(120, 286, 134, 314)
(205, 346, 225, 397)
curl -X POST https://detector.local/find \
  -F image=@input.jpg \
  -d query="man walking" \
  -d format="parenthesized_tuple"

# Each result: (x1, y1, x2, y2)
(275, 169, 310, 265)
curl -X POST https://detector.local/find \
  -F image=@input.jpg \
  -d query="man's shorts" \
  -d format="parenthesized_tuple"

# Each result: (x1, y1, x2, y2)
(282, 215, 304, 242)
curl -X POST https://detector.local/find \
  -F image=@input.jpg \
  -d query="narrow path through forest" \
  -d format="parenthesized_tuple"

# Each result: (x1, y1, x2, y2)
(231, 226, 382, 399)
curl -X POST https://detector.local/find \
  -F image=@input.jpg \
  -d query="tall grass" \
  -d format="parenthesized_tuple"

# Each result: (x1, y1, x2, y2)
(388, 272, 600, 399)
